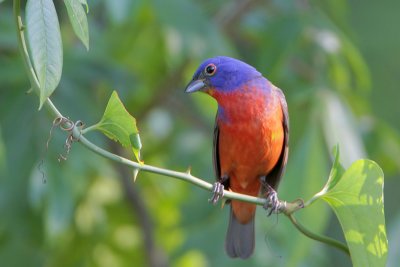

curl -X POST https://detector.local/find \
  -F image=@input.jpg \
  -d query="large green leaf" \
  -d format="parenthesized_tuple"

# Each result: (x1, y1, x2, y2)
(314, 158, 388, 267)
(26, 0, 63, 109)
(64, 0, 89, 50)
(92, 91, 142, 162)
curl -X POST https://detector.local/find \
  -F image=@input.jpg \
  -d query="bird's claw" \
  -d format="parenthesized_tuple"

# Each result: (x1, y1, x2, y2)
(262, 184, 280, 216)
(209, 182, 224, 205)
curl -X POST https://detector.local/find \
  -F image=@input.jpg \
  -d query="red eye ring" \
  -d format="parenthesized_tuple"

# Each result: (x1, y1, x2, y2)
(204, 63, 217, 76)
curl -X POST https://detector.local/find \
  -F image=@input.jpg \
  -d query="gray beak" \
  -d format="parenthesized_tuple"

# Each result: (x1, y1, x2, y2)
(185, 79, 206, 93)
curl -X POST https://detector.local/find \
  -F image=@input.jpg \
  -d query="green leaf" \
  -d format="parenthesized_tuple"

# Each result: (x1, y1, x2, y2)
(307, 145, 345, 205)
(132, 168, 139, 182)
(26, 0, 63, 109)
(320, 160, 388, 267)
(64, 0, 90, 50)
(93, 91, 142, 162)
(324, 145, 346, 191)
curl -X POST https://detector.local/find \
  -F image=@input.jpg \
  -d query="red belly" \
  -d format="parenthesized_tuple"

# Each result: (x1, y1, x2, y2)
(218, 114, 284, 223)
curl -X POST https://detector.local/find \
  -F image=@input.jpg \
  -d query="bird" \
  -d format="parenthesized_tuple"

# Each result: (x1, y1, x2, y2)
(185, 56, 289, 259)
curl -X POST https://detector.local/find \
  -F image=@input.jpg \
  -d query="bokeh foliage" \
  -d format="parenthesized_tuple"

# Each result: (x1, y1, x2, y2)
(0, 0, 399, 266)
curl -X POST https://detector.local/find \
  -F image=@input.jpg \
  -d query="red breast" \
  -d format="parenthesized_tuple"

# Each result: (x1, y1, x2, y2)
(212, 83, 285, 223)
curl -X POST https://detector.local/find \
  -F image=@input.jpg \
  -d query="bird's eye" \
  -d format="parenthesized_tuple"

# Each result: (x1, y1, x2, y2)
(204, 63, 217, 76)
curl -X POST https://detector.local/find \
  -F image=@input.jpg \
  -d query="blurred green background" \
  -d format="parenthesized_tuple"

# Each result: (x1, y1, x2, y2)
(1, 0, 399, 266)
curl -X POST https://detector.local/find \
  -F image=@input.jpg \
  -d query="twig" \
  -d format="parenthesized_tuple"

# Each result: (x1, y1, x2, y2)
(52, 117, 351, 255)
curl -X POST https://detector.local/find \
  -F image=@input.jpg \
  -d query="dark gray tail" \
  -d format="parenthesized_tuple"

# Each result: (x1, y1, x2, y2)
(225, 207, 255, 259)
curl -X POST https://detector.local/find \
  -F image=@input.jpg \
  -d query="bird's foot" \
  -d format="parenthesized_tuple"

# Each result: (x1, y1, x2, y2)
(209, 182, 225, 205)
(262, 184, 280, 216)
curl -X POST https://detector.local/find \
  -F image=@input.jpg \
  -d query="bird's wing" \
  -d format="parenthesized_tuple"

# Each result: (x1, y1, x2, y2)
(265, 87, 289, 189)
(213, 113, 231, 189)
(213, 114, 221, 181)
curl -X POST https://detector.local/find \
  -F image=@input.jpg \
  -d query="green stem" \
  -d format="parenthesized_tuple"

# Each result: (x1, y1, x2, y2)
(13, 0, 350, 257)
(288, 214, 350, 255)
(81, 124, 98, 134)
(74, 125, 271, 206)
(13, 0, 40, 90)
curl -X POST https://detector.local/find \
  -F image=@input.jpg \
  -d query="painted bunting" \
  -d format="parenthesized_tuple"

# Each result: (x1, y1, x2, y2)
(185, 56, 289, 259)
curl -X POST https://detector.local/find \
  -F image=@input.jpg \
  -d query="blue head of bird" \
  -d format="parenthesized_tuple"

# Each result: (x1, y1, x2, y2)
(185, 56, 263, 95)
